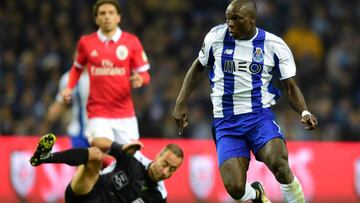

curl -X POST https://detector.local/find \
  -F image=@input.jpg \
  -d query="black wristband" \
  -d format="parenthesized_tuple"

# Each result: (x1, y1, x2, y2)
(110, 142, 124, 154)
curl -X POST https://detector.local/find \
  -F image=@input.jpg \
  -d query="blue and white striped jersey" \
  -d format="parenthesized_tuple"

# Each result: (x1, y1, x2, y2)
(198, 24, 296, 118)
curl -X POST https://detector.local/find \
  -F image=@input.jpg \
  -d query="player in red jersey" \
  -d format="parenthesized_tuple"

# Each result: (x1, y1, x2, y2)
(61, 0, 150, 146)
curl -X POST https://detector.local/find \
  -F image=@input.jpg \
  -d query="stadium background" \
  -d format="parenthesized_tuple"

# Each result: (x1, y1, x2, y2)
(0, 0, 359, 202)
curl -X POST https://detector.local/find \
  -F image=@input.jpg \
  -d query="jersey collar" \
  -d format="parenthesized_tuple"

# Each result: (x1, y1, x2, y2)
(97, 27, 122, 43)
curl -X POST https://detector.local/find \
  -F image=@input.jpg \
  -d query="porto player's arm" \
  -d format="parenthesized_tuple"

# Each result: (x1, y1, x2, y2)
(173, 30, 213, 134)
(173, 58, 206, 135)
(275, 39, 318, 130)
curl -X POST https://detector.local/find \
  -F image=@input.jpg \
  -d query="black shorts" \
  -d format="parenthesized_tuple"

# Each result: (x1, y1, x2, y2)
(65, 181, 104, 203)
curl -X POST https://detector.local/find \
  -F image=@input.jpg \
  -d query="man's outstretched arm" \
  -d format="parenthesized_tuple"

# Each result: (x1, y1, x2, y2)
(173, 58, 207, 135)
(281, 77, 318, 130)
(90, 137, 143, 160)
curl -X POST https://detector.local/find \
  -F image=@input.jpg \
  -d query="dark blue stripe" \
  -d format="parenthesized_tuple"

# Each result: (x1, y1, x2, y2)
(75, 87, 84, 138)
(273, 53, 280, 77)
(221, 29, 236, 116)
(268, 54, 281, 100)
(208, 47, 215, 88)
(251, 29, 265, 111)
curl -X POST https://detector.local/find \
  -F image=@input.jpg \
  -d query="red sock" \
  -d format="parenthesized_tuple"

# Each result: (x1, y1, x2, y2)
(102, 155, 115, 169)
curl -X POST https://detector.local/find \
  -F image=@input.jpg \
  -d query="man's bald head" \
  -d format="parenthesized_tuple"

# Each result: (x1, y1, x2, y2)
(225, 0, 257, 39)
(229, 0, 257, 20)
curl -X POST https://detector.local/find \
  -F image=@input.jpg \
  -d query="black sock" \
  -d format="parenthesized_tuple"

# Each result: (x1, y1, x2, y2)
(42, 148, 89, 166)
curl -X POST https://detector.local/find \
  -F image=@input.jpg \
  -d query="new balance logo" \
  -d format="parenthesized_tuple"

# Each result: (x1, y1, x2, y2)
(90, 50, 98, 57)
(224, 49, 234, 55)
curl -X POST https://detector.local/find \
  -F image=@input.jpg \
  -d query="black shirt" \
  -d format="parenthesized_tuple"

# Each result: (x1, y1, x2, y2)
(67, 143, 167, 203)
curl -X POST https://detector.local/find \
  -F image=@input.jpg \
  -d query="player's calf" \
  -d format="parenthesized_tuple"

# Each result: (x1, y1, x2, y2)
(30, 133, 90, 167)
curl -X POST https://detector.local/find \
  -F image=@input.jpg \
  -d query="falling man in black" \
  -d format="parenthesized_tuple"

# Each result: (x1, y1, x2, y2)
(30, 133, 184, 203)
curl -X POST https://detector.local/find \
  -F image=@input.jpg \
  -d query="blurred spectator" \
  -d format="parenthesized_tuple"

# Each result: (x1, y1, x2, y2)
(283, 7, 324, 61)
(0, 0, 358, 140)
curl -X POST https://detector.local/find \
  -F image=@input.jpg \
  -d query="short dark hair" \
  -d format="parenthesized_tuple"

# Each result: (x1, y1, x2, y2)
(92, 0, 121, 18)
(161, 144, 184, 159)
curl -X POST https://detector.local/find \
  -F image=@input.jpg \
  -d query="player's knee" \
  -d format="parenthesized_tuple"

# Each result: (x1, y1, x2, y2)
(267, 156, 291, 180)
(223, 180, 246, 200)
(88, 147, 103, 163)
(274, 163, 290, 176)
(89, 138, 101, 148)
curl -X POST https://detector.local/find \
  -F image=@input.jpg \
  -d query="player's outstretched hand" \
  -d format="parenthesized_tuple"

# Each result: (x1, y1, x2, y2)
(61, 87, 73, 104)
(301, 113, 318, 130)
(130, 72, 144, 88)
(122, 141, 144, 155)
(173, 102, 189, 135)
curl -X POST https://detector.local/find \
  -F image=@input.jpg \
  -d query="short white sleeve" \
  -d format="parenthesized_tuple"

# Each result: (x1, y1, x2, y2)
(274, 39, 296, 80)
(198, 30, 215, 67)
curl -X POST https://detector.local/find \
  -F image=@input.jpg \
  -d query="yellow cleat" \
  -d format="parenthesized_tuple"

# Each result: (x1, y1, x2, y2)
(29, 133, 56, 166)
(251, 181, 272, 203)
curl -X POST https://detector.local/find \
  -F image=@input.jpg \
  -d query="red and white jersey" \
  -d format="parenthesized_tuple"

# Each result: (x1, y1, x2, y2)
(74, 27, 149, 118)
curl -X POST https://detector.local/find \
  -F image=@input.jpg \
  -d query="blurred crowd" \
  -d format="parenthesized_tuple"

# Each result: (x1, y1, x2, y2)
(0, 0, 359, 140)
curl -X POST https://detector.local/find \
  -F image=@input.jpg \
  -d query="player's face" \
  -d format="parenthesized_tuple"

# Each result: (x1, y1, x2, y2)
(151, 150, 182, 182)
(95, 3, 121, 33)
(225, 3, 254, 39)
